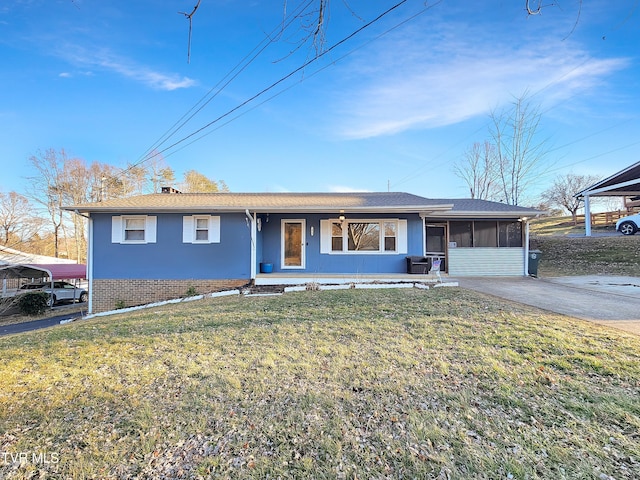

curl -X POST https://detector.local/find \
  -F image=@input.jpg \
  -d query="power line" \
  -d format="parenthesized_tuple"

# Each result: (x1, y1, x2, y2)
(389, 54, 635, 192)
(163, 2, 443, 159)
(134, 0, 413, 168)
(544, 139, 640, 175)
(135, 0, 315, 167)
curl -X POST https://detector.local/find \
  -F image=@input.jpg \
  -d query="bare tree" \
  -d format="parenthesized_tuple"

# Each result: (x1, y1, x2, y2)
(26, 150, 123, 261)
(58, 158, 96, 262)
(540, 173, 601, 225)
(0, 191, 36, 246)
(490, 93, 550, 205)
(26, 149, 67, 257)
(453, 141, 500, 200)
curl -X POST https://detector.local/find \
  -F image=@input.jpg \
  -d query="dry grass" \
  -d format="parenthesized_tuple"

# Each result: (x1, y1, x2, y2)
(1, 288, 639, 479)
(531, 235, 640, 277)
(529, 215, 616, 237)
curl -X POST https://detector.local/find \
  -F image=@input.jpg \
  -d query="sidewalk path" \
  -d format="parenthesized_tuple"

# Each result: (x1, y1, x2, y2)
(458, 275, 640, 335)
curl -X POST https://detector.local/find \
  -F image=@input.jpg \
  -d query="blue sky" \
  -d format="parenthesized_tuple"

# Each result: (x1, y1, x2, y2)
(1, 0, 638, 204)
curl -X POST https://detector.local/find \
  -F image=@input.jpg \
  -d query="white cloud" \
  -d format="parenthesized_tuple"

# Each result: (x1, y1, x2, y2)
(58, 45, 196, 91)
(331, 23, 629, 139)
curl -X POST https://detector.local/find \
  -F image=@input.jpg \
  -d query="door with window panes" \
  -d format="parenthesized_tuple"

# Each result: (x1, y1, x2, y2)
(425, 223, 447, 271)
(282, 220, 305, 268)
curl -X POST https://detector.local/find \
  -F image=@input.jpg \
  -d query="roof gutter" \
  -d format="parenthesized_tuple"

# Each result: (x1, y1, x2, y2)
(576, 178, 640, 197)
(64, 205, 456, 215)
(424, 211, 542, 219)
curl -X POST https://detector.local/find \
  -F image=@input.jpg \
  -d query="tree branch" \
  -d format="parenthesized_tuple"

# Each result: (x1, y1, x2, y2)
(179, 0, 202, 63)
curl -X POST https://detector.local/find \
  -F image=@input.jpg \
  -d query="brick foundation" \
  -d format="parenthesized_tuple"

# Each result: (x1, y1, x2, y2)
(91, 278, 249, 313)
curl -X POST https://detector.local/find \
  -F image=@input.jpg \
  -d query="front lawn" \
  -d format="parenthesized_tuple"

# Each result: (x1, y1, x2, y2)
(1, 288, 639, 479)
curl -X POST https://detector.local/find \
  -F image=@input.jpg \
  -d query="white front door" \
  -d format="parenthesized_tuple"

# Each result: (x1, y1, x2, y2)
(282, 220, 305, 269)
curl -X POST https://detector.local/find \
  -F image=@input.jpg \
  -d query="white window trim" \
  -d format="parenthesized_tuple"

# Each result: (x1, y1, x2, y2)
(182, 215, 220, 244)
(320, 218, 407, 255)
(112, 215, 157, 244)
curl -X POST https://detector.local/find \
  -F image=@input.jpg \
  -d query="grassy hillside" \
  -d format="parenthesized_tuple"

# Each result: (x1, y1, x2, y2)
(529, 215, 615, 237)
(529, 215, 640, 277)
(1, 288, 639, 479)
(532, 235, 640, 277)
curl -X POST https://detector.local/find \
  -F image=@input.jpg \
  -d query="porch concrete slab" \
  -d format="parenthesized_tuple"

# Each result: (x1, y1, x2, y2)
(255, 273, 439, 286)
(457, 276, 640, 335)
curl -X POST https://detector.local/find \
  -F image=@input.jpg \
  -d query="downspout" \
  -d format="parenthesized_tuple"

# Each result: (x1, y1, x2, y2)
(75, 210, 93, 314)
(584, 195, 592, 237)
(245, 210, 257, 281)
(421, 215, 426, 255)
(524, 218, 530, 276)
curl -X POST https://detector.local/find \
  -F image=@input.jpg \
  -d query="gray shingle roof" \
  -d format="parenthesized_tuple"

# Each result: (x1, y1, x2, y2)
(65, 192, 541, 217)
(430, 198, 541, 216)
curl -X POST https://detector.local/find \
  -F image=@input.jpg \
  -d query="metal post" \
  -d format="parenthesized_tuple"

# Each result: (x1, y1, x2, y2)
(584, 195, 592, 237)
(524, 219, 530, 276)
(87, 216, 93, 314)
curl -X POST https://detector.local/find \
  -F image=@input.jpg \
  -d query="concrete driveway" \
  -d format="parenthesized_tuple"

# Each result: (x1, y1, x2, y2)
(458, 275, 640, 336)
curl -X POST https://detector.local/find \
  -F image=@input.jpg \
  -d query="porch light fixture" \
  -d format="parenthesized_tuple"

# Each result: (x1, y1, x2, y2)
(257, 218, 262, 231)
(310, 226, 315, 236)
(338, 215, 346, 221)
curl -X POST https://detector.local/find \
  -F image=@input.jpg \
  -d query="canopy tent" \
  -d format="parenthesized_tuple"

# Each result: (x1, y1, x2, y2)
(576, 160, 640, 236)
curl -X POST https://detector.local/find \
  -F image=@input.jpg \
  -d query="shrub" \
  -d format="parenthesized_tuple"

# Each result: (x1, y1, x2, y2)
(17, 292, 49, 316)
(185, 286, 198, 297)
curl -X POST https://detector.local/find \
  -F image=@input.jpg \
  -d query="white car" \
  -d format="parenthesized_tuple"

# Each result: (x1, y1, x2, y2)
(20, 281, 88, 306)
(616, 213, 640, 236)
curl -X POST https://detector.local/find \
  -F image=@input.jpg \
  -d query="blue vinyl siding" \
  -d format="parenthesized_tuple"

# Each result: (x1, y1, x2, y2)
(257, 213, 424, 274)
(92, 213, 251, 279)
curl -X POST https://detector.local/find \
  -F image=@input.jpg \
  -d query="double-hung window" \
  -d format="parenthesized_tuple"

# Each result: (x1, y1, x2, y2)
(195, 217, 210, 242)
(112, 216, 157, 244)
(331, 222, 343, 251)
(124, 217, 145, 242)
(384, 222, 397, 251)
(183, 215, 220, 244)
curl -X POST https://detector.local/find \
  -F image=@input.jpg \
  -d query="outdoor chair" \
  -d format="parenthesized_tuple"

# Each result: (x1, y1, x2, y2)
(429, 259, 442, 282)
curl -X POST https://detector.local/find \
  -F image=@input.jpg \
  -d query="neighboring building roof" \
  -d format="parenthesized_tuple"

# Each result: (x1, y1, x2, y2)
(0, 245, 78, 266)
(576, 160, 640, 197)
(66, 192, 540, 218)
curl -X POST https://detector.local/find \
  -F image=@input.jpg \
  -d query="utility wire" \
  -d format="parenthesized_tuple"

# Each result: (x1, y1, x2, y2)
(162, 2, 441, 158)
(135, 0, 411, 168)
(135, 0, 315, 167)
(389, 54, 631, 192)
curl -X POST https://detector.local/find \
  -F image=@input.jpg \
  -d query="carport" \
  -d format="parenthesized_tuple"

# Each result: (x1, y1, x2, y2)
(0, 263, 87, 308)
(576, 160, 640, 236)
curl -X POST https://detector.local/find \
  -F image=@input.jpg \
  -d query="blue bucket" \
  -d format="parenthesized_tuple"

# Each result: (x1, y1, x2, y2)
(260, 263, 273, 273)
